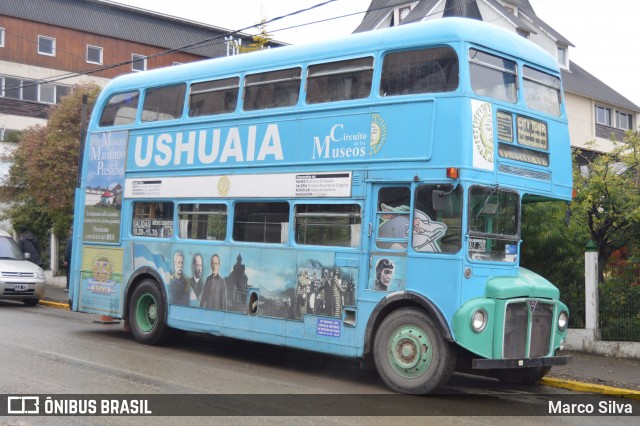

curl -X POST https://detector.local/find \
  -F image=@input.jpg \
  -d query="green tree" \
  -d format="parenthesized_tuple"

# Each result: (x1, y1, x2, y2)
(572, 132, 640, 279)
(0, 82, 102, 239)
(521, 200, 588, 327)
(238, 17, 273, 54)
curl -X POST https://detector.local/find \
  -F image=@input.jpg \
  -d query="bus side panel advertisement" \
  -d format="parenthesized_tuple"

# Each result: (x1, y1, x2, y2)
(131, 243, 358, 324)
(79, 247, 124, 315)
(126, 107, 433, 172)
(83, 131, 128, 244)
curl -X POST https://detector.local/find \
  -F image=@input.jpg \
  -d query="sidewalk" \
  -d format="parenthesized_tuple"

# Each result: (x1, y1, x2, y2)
(40, 282, 640, 399)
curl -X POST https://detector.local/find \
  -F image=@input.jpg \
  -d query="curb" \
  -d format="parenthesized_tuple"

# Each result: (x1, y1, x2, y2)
(540, 377, 640, 401)
(39, 299, 70, 310)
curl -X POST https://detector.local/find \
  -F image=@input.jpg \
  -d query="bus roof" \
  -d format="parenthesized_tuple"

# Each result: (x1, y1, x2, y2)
(102, 17, 558, 94)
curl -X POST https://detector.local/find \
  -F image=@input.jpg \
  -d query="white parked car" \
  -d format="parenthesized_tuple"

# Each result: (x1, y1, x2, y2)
(0, 230, 46, 306)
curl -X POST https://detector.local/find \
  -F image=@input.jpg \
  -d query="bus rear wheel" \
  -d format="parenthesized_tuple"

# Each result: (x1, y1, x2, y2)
(374, 308, 455, 394)
(129, 279, 175, 345)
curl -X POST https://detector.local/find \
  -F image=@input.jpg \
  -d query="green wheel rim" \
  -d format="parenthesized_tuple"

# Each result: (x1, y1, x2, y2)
(387, 325, 433, 378)
(135, 292, 158, 333)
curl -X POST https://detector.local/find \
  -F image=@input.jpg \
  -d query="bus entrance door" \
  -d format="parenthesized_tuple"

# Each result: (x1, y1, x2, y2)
(368, 185, 410, 292)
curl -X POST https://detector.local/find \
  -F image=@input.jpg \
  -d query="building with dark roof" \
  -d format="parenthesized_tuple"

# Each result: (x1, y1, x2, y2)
(0, 0, 281, 140)
(354, 0, 640, 153)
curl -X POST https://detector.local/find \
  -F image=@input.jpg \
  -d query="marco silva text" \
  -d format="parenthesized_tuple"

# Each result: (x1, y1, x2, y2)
(549, 400, 633, 415)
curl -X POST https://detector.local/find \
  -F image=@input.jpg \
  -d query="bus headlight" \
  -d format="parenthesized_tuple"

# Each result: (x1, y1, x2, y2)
(471, 308, 488, 333)
(558, 310, 569, 332)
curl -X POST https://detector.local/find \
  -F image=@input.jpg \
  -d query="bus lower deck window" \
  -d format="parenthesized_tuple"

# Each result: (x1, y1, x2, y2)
(233, 202, 289, 244)
(295, 204, 361, 247)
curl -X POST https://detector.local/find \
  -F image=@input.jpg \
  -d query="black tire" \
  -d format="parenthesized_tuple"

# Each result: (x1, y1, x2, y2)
(374, 308, 456, 394)
(491, 366, 550, 384)
(128, 279, 175, 345)
(23, 299, 39, 307)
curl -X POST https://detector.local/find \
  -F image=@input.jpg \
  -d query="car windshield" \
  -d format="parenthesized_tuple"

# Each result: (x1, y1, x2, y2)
(0, 236, 26, 260)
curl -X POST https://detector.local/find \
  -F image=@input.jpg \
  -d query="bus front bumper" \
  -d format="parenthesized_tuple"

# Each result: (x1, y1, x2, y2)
(472, 355, 571, 370)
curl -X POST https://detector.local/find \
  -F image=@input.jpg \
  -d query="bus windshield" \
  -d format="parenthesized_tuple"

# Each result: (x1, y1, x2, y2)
(468, 186, 519, 262)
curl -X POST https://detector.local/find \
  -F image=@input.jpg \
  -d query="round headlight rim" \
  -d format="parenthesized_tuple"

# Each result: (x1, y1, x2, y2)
(558, 310, 569, 332)
(471, 307, 488, 333)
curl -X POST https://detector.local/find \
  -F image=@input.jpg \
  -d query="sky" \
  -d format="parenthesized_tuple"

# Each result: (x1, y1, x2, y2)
(112, 0, 640, 108)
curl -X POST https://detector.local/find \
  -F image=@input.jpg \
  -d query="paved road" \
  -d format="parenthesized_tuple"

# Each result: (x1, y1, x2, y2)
(1, 301, 639, 424)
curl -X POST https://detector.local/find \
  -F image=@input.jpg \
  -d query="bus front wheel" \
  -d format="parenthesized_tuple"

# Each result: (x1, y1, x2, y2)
(129, 279, 174, 346)
(374, 308, 455, 394)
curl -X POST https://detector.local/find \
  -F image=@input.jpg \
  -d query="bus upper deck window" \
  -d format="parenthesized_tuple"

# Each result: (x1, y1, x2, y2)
(243, 68, 301, 111)
(141, 83, 186, 122)
(99, 91, 139, 127)
(523, 66, 562, 116)
(380, 47, 458, 96)
(469, 49, 517, 103)
(189, 77, 239, 117)
(306, 57, 373, 104)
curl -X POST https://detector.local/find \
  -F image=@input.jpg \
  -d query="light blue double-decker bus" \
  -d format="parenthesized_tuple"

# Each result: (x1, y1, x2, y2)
(71, 17, 572, 394)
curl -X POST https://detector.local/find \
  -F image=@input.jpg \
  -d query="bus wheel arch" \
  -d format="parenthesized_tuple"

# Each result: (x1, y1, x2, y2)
(123, 267, 166, 325)
(363, 292, 453, 360)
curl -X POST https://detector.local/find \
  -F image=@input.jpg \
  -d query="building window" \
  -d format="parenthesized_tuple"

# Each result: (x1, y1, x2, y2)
(398, 5, 412, 22)
(0, 27, 5, 48)
(557, 45, 568, 68)
(22, 80, 38, 101)
(56, 85, 70, 103)
(87, 45, 103, 64)
(0, 75, 69, 104)
(132, 54, 147, 72)
(38, 35, 56, 56)
(595, 105, 611, 126)
(40, 84, 56, 104)
(4, 77, 21, 99)
(616, 111, 632, 130)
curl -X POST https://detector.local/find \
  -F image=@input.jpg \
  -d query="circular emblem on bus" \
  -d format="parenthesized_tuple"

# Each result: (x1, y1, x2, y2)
(472, 102, 494, 163)
(217, 176, 230, 196)
(369, 113, 388, 156)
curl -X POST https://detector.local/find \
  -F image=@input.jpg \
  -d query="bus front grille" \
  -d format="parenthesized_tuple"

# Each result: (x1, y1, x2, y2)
(503, 300, 553, 359)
